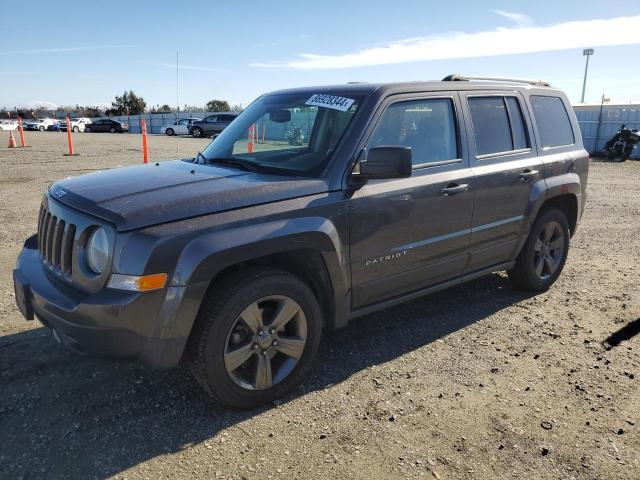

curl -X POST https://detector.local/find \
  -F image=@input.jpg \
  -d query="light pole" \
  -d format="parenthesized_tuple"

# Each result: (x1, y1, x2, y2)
(580, 48, 594, 103)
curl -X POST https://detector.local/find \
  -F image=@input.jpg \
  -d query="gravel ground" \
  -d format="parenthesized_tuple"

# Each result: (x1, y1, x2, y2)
(0, 132, 638, 480)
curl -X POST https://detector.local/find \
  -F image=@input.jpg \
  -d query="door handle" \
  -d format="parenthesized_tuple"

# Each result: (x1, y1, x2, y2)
(440, 183, 469, 196)
(517, 169, 539, 182)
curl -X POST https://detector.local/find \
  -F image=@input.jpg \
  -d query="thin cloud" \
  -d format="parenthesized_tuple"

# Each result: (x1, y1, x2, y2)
(0, 45, 134, 56)
(493, 10, 533, 26)
(251, 15, 640, 70)
(150, 62, 225, 72)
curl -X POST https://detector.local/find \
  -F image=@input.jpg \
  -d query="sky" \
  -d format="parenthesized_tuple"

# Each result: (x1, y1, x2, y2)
(1, 0, 640, 111)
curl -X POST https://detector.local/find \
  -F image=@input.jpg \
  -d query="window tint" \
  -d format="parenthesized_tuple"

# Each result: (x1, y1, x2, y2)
(505, 97, 528, 150)
(206, 116, 217, 122)
(530, 95, 574, 148)
(369, 98, 458, 166)
(469, 97, 512, 155)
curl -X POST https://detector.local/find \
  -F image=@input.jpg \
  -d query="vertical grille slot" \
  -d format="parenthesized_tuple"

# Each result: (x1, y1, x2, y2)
(37, 206, 45, 254)
(52, 220, 65, 269)
(45, 215, 57, 263)
(61, 224, 75, 275)
(41, 212, 52, 259)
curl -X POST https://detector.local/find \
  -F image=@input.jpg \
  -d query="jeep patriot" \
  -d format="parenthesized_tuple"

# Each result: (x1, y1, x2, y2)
(14, 75, 589, 407)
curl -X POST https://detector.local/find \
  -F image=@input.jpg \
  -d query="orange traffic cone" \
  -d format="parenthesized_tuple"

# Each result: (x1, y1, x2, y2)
(8, 130, 17, 148)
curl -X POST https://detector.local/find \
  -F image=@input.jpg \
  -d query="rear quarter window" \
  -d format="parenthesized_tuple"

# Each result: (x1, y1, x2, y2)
(530, 95, 575, 148)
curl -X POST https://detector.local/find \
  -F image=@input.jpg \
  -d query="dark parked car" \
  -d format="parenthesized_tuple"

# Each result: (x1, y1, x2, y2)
(188, 112, 238, 138)
(14, 76, 589, 408)
(84, 118, 129, 133)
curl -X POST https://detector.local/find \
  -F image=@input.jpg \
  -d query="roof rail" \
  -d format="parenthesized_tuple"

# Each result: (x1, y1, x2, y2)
(442, 74, 550, 87)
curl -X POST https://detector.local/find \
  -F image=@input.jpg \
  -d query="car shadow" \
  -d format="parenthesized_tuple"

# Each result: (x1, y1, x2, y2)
(0, 273, 534, 479)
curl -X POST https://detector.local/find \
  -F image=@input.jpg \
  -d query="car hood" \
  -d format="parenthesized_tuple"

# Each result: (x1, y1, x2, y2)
(49, 160, 330, 231)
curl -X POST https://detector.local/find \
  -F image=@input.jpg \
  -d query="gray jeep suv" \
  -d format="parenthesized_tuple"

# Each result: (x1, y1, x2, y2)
(14, 75, 589, 408)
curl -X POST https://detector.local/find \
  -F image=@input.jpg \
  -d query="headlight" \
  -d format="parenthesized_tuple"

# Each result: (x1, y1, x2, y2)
(86, 227, 109, 274)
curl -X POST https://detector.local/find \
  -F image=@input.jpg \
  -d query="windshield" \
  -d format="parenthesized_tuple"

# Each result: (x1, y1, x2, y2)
(200, 92, 363, 176)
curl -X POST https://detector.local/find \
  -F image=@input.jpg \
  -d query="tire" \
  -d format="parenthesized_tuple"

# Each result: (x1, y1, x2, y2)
(191, 127, 203, 138)
(508, 208, 570, 291)
(85, 127, 91, 133)
(110, 127, 116, 133)
(166, 128, 174, 136)
(39, 126, 45, 131)
(73, 126, 79, 133)
(187, 267, 322, 409)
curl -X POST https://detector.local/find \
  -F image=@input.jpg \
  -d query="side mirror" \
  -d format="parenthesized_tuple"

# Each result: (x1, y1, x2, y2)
(357, 146, 412, 180)
(269, 109, 291, 123)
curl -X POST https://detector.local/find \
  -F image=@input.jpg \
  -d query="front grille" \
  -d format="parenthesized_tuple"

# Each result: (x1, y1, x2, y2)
(37, 204, 76, 276)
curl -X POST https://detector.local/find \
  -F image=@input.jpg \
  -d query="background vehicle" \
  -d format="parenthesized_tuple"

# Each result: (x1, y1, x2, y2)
(47, 120, 62, 132)
(59, 117, 91, 133)
(0, 120, 19, 131)
(162, 118, 201, 136)
(188, 113, 238, 137)
(84, 119, 129, 133)
(14, 76, 588, 408)
(603, 123, 640, 162)
(24, 118, 56, 131)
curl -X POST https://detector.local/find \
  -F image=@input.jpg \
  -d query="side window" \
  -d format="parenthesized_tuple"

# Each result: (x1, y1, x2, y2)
(469, 97, 512, 155)
(505, 97, 528, 150)
(368, 98, 458, 166)
(530, 95, 574, 148)
(178, 119, 189, 125)
(206, 115, 217, 123)
(469, 96, 530, 156)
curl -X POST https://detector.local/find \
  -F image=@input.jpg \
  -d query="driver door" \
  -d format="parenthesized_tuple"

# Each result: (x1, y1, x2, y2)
(349, 93, 474, 309)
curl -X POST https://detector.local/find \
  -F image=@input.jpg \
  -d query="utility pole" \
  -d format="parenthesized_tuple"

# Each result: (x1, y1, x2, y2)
(580, 48, 594, 103)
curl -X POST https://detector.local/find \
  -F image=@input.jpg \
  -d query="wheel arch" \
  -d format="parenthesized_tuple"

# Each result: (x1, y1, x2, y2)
(172, 219, 349, 333)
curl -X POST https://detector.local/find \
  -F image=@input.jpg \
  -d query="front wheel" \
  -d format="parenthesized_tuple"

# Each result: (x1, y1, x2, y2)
(166, 128, 174, 136)
(187, 268, 322, 408)
(39, 126, 45, 131)
(509, 208, 570, 291)
(73, 126, 79, 133)
(191, 127, 203, 138)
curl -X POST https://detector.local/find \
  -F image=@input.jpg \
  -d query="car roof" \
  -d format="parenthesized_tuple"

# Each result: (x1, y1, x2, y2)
(267, 79, 561, 98)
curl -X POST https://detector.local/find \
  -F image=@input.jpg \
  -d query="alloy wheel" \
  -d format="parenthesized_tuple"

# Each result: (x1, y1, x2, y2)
(223, 295, 307, 391)
(533, 220, 565, 280)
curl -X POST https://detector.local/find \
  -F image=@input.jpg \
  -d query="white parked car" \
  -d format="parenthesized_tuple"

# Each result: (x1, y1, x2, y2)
(0, 120, 19, 131)
(60, 117, 91, 133)
(24, 118, 56, 131)
(161, 118, 201, 136)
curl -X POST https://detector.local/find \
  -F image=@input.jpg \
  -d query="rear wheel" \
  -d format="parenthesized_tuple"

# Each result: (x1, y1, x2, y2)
(38, 126, 45, 131)
(73, 126, 79, 133)
(110, 127, 116, 133)
(85, 126, 91, 133)
(509, 208, 570, 291)
(187, 268, 322, 408)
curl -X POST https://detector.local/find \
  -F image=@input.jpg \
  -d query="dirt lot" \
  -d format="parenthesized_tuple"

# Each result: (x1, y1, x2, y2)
(0, 132, 638, 480)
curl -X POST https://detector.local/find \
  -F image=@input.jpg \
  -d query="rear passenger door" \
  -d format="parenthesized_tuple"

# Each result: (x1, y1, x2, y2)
(349, 93, 474, 309)
(461, 92, 543, 273)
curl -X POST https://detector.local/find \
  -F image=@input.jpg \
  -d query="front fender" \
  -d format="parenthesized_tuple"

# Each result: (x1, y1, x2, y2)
(174, 216, 345, 286)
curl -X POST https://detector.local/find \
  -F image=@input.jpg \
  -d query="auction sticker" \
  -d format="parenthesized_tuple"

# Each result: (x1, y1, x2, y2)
(305, 94, 355, 112)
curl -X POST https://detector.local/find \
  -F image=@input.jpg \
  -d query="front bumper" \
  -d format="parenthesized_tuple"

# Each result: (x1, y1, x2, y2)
(13, 235, 203, 369)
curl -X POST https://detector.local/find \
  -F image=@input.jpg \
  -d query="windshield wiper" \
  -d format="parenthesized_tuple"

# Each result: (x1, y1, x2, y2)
(207, 157, 264, 173)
